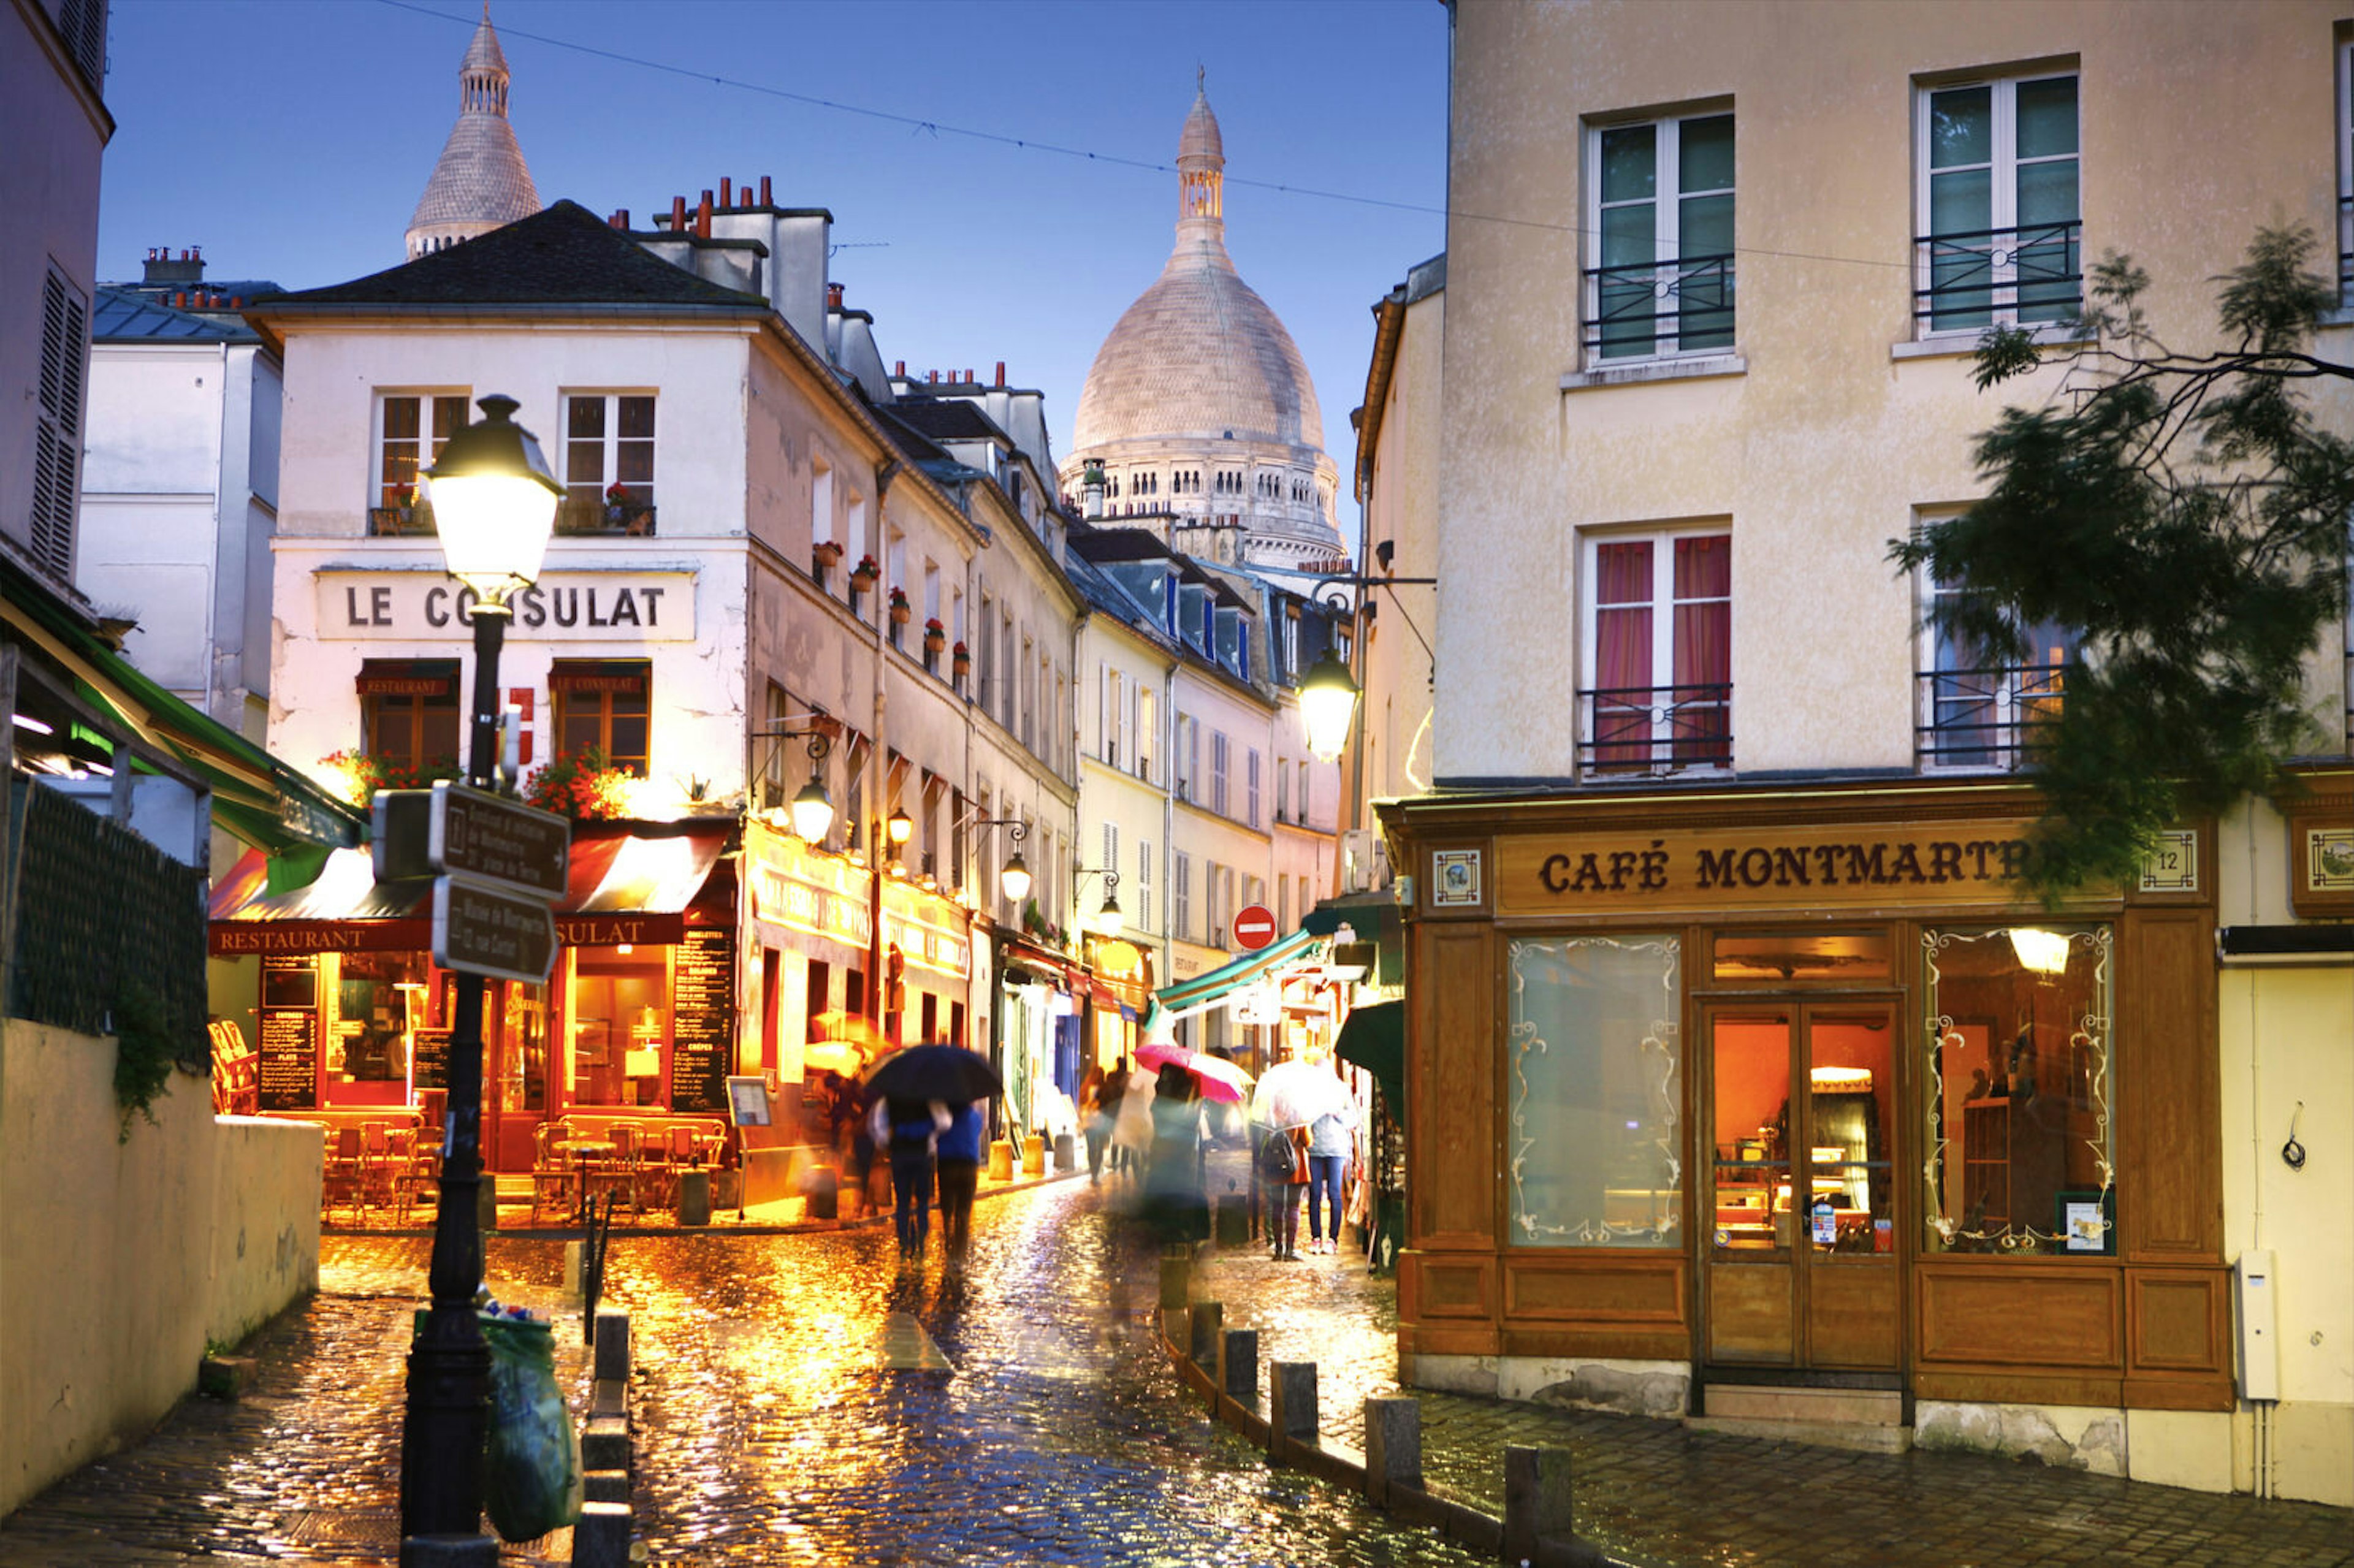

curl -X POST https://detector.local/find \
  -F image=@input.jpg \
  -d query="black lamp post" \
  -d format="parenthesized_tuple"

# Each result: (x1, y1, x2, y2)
(399, 395, 561, 1562)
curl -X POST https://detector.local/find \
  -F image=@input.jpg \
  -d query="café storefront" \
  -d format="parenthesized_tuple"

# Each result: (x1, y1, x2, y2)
(209, 818, 737, 1171)
(1379, 779, 2231, 1442)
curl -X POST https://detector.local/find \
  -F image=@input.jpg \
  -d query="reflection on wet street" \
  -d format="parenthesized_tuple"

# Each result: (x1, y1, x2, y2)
(599, 1176, 1480, 1566)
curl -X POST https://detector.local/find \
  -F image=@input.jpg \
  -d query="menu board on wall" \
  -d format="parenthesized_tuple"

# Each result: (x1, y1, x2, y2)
(668, 925, 734, 1113)
(412, 1029, 450, 1091)
(257, 956, 319, 1111)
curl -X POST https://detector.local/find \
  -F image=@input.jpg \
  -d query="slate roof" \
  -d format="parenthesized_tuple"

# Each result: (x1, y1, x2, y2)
(256, 201, 768, 311)
(888, 399, 1007, 444)
(93, 287, 261, 343)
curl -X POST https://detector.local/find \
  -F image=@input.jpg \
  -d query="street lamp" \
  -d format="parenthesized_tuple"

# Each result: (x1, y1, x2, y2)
(788, 778, 835, 843)
(1076, 866, 1123, 936)
(1298, 647, 1360, 765)
(400, 394, 560, 1561)
(999, 850, 1032, 904)
(886, 807, 914, 849)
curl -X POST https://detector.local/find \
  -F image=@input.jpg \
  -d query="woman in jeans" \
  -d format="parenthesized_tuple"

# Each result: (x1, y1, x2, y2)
(1305, 1109, 1352, 1254)
(869, 1094, 951, 1254)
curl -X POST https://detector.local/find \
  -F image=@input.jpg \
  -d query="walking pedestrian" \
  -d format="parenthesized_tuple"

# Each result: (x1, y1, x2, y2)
(1078, 1065, 1111, 1184)
(870, 1094, 951, 1254)
(843, 1078, 878, 1219)
(1110, 1064, 1154, 1185)
(1262, 1122, 1310, 1260)
(1143, 1064, 1208, 1244)
(1305, 1108, 1351, 1254)
(934, 1098, 985, 1257)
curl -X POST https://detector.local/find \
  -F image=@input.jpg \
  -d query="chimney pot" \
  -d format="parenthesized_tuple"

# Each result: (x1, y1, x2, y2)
(229, 297, 242, 310)
(671, 194, 687, 230)
(928, 370, 939, 384)
(894, 360, 906, 377)
(826, 283, 844, 309)
(720, 177, 733, 207)
(760, 175, 772, 205)
(995, 361, 1006, 385)
(173, 292, 186, 308)
(696, 192, 713, 237)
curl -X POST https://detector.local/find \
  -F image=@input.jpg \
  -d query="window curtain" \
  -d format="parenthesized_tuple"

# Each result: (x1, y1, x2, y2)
(1671, 536, 1730, 761)
(1591, 541, 1653, 765)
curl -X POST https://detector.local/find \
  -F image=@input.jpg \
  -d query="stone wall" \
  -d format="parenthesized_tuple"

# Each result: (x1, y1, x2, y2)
(0, 1021, 320, 1517)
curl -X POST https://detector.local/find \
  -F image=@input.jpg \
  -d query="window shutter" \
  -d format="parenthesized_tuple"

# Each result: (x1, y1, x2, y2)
(31, 272, 86, 580)
(1102, 820, 1118, 873)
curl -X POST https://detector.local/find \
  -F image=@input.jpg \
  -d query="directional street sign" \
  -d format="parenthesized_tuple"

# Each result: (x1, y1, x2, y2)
(433, 875, 559, 986)
(429, 782, 570, 899)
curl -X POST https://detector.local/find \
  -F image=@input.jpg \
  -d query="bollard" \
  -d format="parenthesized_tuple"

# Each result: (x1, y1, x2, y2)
(1503, 1444, 1575, 1564)
(582, 1469, 628, 1504)
(1189, 1301, 1224, 1371)
(1268, 1361, 1319, 1451)
(570, 1500, 631, 1567)
(1222, 1328, 1259, 1402)
(1363, 1396, 1423, 1504)
(593, 1307, 631, 1382)
(579, 1415, 630, 1475)
(562, 1239, 585, 1301)
(988, 1139, 1015, 1182)
(1158, 1247, 1192, 1310)
(676, 1166, 711, 1226)
(1022, 1133, 1046, 1176)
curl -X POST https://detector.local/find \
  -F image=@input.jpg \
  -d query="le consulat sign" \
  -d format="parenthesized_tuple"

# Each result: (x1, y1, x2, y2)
(316, 569, 695, 642)
(1495, 820, 2059, 916)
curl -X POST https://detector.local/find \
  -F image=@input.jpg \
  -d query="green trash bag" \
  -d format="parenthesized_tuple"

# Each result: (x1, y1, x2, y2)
(479, 1312, 584, 1542)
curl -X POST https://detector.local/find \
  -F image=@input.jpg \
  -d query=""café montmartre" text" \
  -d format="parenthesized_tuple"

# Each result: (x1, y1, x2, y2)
(1536, 834, 2035, 897)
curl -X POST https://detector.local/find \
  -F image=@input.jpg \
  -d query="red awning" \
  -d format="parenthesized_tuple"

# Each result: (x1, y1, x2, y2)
(208, 823, 729, 956)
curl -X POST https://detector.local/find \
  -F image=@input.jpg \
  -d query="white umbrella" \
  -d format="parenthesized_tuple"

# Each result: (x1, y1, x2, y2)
(1251, 1058, 1350, 1130)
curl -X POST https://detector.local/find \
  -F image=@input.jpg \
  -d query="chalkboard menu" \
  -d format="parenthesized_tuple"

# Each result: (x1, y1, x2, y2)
(257, 956, 319, 1111)
(668, 924, 734, 1113)
(412, 1029, 451, 1091)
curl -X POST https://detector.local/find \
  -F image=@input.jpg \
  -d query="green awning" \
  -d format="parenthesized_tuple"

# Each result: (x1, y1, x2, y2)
(1152, 926, 1320, 1013)
(3, 557, 364, 853)
(1335, 999, 1404, 1111)
(1300, 891, 1403, 986)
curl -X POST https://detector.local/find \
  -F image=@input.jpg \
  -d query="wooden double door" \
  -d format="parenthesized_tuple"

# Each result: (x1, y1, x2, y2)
(1703, 999, 1903, 1370)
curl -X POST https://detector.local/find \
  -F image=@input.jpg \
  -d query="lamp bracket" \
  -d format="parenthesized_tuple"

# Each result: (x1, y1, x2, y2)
(1303, 571, 1438, 617)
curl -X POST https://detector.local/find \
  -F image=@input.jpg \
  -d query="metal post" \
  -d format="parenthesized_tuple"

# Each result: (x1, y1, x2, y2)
(398, 604, 509, 1559)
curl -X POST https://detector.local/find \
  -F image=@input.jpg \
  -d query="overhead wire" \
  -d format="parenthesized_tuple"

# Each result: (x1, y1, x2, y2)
(370, 0, 1916, 276)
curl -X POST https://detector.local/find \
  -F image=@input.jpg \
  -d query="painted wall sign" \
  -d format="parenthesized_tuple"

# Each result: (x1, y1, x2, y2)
(314, 571, 696, 642)
(1495, 820, 2049, 915)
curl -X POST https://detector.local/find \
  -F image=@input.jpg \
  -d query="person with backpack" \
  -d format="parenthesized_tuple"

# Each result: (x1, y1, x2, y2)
(868, 1093, 951, 1254)
(1261, 1121, 1312, 1260)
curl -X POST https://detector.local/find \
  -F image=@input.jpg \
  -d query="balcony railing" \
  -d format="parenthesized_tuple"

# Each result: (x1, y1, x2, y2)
(1576, 683, 1732, 775)
(1915, 220, 2082, 333)
(367, 502, 435, 537)
(1916, 663, 2068, 770)
(1583, 252, 1735, 359)
(558, 494, 658, 537)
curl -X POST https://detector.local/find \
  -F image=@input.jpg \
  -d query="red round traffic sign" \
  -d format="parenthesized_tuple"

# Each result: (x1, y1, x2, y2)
(1232, 904, 1278, 951)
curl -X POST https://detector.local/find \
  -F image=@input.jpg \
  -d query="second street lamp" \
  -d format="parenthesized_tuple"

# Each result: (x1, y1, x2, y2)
(1298, 648, 1360, 765)
(399, 394, 561, 1561)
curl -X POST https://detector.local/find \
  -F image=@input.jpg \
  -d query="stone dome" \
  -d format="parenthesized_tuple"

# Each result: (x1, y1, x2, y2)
(406, 8, 540, 260)
(1071, 241, 1323, 452)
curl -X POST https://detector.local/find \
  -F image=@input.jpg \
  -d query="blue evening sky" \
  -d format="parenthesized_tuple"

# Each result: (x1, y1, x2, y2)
(97, 0, 1449, 492)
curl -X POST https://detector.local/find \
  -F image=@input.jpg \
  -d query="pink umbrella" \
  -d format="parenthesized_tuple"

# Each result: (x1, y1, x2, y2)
(1135, 1038, 1252, 1104)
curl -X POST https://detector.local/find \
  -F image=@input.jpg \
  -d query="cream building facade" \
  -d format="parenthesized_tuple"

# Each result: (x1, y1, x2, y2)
(1379, 0, 2352, 1507)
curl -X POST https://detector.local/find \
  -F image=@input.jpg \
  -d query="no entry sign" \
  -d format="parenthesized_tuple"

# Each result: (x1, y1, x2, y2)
(1232, 903, 1278, 951)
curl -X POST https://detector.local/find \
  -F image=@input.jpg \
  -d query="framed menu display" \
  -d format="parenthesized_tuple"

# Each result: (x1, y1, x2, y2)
(256, 956, 319, 1111)
(669, 925, 735, 1113)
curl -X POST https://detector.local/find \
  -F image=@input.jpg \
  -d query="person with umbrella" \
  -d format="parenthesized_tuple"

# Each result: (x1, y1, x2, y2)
(1250, 1054, 1351, 1260)
(863, 1043, 1004, 1256)
(1143, 1064, 1210, 1244)
(934, 1097, 986, 1257)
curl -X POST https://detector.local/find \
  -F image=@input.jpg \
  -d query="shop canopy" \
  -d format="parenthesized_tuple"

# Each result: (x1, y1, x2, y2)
(1334, 999, 1404, 1111)
(1299, 891, 1404, 987)
(1149, 926, 1321, 1022)
(208, 821, 731, 954)
(3, 557, 365, 855)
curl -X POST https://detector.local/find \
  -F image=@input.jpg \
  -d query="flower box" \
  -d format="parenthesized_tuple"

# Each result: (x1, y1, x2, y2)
(812, 540, 844, 569)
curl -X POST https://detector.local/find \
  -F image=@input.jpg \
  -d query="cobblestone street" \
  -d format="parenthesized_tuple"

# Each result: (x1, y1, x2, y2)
(2, 1170, 2347, 1567)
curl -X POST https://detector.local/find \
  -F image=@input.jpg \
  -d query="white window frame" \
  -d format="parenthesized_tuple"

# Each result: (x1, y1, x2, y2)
(1912, 528, 2074, 772)
(561, 391, 657, 506)
(810, 459, 834, 549)
(1584, 108, 1737, 365)
(1577, 525, 1732, 774)
(373, 389, 471, 514)
(1912, 70, 2081, 338)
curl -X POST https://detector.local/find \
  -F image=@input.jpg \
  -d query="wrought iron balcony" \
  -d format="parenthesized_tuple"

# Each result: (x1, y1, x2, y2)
(1583, 252, 1735, 359)
(366, 502, 436, 537)
(1914, 220, 2082, 332)
(558, 494, 658, 537)
(1916, 663, 2068, 770)
(1576, 683, 1732, 775)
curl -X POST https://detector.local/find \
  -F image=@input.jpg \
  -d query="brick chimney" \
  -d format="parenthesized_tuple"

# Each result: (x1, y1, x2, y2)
(143, 248, 206, 287)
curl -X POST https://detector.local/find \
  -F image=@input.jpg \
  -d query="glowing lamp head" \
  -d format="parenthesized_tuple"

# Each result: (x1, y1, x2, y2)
(1090, 890, 1123, 935)
(886, 807, 913, 847)
(787, 780, 836, 843)
(999, 851, 1032, 905)
(422, 395, 562, 605)
(2007, 926, 2072, 976)
(1297, 647, 1359, 764)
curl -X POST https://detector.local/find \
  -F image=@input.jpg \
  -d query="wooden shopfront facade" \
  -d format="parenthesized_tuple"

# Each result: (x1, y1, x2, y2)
(1379, 779, 2232, 1431)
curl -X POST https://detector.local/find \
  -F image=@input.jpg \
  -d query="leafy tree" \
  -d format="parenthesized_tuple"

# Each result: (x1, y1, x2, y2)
(1891, 225, 2353, 902)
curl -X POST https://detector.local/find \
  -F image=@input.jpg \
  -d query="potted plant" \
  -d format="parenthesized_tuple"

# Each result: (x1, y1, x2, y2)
(848, 554, 879, 593)
(888, 587, 913, 626)
(922, 617, 947, 655)
(812, 539, 844, 571)
(522, 746, 634, 822)
(950, 639, 971, 678)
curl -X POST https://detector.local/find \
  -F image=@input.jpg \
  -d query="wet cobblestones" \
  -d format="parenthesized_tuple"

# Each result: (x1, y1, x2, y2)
(4, 1173, 2345, 1567)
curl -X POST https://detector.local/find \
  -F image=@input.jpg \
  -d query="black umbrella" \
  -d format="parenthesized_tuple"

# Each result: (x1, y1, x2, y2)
(863, 1043, 1003, 1102)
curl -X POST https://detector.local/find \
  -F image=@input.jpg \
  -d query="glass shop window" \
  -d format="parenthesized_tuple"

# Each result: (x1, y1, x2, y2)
(1713, 929, 1892, 984)
(327, 951, 430, 1084)
(570, 946, 670, 1107)
(500, 981, 548, 1113)
(550, 661, 651, 777)
(1506, 934, 1684, 1247)
(1922, 924, 2115, 1255)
